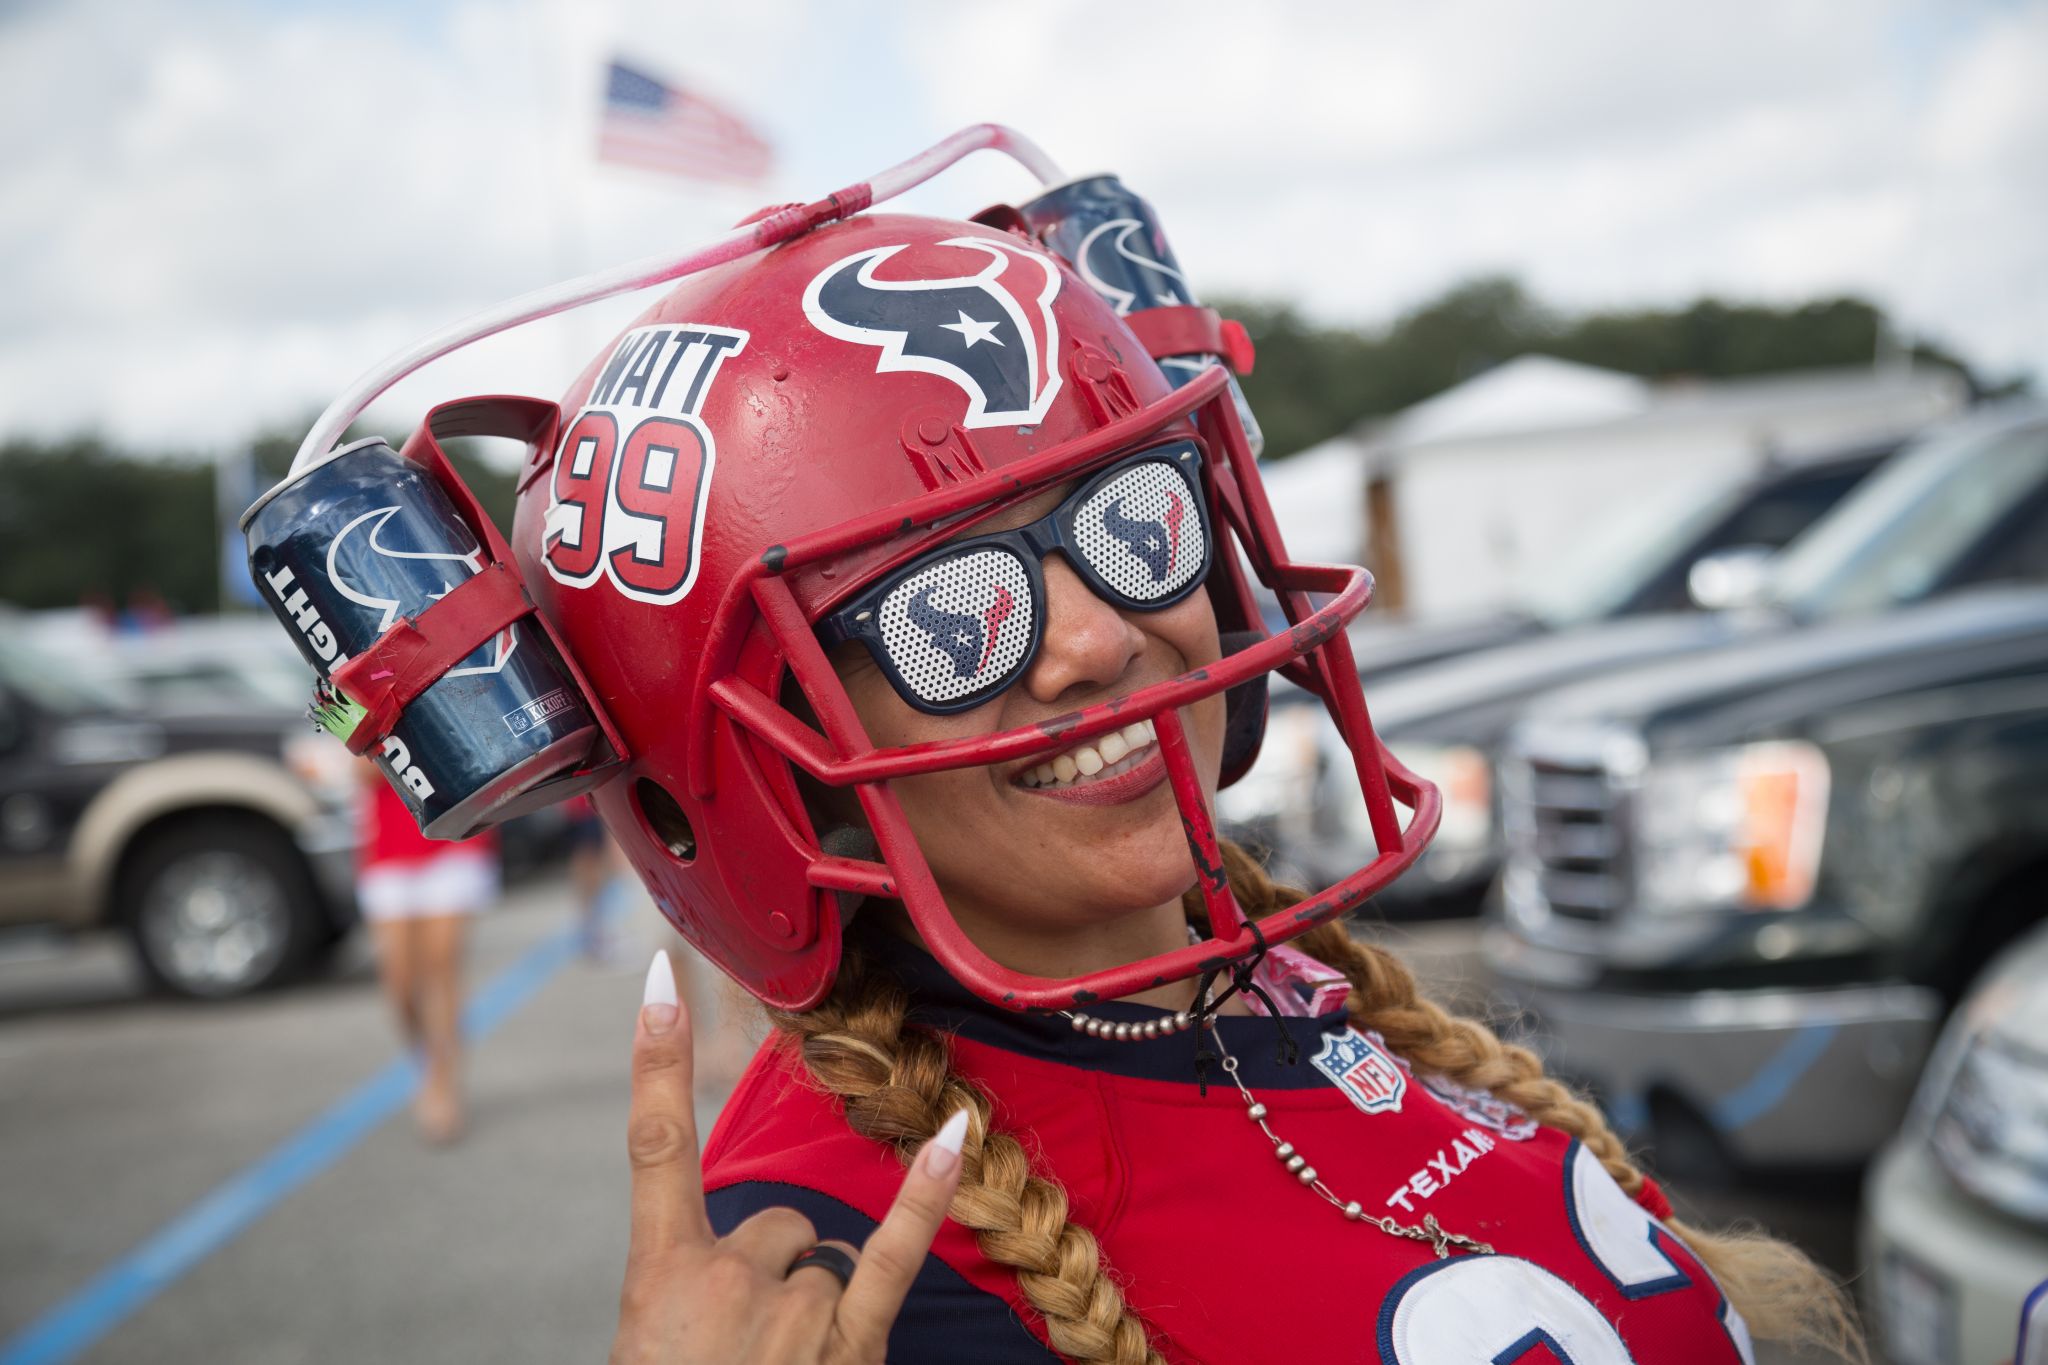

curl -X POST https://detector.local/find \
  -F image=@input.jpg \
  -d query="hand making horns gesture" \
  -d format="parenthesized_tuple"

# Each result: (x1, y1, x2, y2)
(610, 951, 970, 1364)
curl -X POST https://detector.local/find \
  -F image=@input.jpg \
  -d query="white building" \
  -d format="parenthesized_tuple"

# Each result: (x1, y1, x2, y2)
(1259, 355, 1969, 618)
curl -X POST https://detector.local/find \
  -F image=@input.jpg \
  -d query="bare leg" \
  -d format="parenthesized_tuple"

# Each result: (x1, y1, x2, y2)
(569, 839, 605, 955)
(368, 919, 423, 1051)
(412, 912, 471, 1144)
(576, 837, 635, 965)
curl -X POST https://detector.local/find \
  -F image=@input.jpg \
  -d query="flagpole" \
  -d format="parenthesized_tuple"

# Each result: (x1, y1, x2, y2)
(214, 443, 257, 611)
(550, 0, 594, 379)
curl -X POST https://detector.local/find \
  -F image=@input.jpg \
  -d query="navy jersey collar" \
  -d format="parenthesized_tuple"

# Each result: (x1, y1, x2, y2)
(854, 923, 1349, 1090)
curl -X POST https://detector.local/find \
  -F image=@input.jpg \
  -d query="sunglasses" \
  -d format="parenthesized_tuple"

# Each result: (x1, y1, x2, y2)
(818, 442, 1213, 715)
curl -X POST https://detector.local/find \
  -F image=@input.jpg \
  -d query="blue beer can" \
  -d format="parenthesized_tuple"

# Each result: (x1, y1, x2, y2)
(241, 437, 597, 839)
(1020, 173, 1264, 456)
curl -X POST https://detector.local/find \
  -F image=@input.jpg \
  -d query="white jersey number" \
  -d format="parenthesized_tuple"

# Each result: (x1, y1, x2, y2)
(1379, 1256, 1635, 1362)
(1377, 1143, 1755, 1364)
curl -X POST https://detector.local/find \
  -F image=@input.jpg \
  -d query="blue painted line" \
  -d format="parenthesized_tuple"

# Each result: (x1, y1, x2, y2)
(1, 920, 592, 1365)
(1709, 1021, 1840, 1132)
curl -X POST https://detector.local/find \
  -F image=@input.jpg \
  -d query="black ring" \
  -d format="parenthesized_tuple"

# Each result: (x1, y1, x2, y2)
(786, 1243, 858, 1289)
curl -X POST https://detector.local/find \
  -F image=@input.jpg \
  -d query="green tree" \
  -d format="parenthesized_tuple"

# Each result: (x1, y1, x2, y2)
(0, 436, 217, 612)
(1219, 278, 1996, 460)
(1214, 300, 1388, 459)
(0, 420, 518, 614)
(0, 284, 2016, 609)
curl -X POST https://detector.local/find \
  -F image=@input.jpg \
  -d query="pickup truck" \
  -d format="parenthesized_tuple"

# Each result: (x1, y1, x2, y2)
(1341, 435, 1898, 682)
(1221, 402, 2048, 915)
(0, 611, 359, 997)
(1482, 584, 2048, 1177)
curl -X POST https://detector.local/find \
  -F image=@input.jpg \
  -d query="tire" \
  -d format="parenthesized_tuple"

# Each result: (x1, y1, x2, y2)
(122, 818, 325, 999)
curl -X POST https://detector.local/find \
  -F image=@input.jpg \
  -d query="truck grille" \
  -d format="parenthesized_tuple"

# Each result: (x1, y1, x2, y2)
(1501, 746, 1631, 923)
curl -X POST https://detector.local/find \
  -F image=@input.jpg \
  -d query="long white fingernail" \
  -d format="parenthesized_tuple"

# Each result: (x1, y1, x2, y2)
(924, 1109, 970, 1178)
(643, 950, 678, 1007)
(641, 950, 679, 1035)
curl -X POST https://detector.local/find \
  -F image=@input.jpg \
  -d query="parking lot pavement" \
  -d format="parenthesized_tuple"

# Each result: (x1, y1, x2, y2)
(1, 887, 1859, 1364)
(0, 873, 715, 1364)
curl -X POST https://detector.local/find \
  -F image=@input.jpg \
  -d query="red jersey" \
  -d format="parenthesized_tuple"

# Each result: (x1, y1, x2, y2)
(357, 778, 496, 870)
(703, 931, 1757, 1364)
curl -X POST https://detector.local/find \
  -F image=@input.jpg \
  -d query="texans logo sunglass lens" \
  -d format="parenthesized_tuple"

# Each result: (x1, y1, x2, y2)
(876, 549, 1037, 707)
(1071, 461, 1204, 603)
(824, 447, 1211, 714)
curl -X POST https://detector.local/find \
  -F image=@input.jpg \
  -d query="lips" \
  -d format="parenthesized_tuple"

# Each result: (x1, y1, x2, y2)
(1014, 718, 1169, 806)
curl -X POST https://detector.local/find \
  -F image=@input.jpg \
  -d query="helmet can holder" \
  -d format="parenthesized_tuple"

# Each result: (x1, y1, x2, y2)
(244, 395, 629, 838)
(246, 122, 1441, 1011)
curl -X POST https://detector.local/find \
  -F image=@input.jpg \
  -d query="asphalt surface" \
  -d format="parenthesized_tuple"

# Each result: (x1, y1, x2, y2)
(0, 875, 1861, 1363)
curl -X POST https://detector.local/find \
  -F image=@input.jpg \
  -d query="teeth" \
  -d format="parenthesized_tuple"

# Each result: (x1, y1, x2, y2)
(1019, 718, 1159, 792)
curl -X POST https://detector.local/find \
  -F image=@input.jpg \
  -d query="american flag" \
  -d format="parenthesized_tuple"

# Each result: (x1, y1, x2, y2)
(596, 61, 773, 185)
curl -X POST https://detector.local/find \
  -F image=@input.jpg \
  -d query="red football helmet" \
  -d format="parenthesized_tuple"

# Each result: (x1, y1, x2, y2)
(291, 127, 1438, 1012)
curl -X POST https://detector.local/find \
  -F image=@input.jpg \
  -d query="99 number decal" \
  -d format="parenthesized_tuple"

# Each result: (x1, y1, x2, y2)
(540, 323, 746, 606)
(542, 411, 711, 604)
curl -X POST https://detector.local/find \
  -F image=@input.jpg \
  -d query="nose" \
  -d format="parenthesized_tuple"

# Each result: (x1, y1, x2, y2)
(1022, 556, 1146, 707)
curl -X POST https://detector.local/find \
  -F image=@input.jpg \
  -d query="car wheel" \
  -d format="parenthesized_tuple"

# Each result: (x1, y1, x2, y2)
(123, 820, 323, 999)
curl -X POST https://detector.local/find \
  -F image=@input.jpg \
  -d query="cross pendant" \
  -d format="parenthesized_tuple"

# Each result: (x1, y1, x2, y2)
(1420, 1214, 1494, 1260)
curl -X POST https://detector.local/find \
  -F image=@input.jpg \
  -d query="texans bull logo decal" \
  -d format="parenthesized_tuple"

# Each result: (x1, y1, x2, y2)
(1075, 217, 1191, 316)
(803, 237, 1063, 429)
(1102, 491, 1187, 582)
(327, 505, 515, 676)
(908, 584, 1016, 679)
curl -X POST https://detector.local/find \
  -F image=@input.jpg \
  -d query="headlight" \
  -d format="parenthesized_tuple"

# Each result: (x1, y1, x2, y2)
(283, 730, 358, 809)
(1381, 743, 1491, 855)
(1916, 970, 2048, 1226)
(1633, 740, 1829, 915)
(1930, 1034, 2048, 1224)
(1215, 702, 1326, 832)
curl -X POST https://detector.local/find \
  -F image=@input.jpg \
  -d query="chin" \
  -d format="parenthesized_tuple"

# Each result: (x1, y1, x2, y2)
(1092, 849, 1203, 920)
(1108, 802, 1214, 897)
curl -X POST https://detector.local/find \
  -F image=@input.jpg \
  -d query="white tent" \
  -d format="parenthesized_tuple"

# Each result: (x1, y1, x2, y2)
(1259, 432, 1369, 566)
(1373, 355, 1651, 449)
(1311, 355, 1969, 617)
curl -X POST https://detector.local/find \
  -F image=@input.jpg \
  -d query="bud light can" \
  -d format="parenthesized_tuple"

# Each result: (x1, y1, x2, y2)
(1020, 173, 1264, 457)
(241, 437, 597, 839)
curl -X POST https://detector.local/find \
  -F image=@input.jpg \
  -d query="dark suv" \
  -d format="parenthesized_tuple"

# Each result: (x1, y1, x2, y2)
(1484, 584, 2048, 1177)
(0, 612, 358, 997)
(1224, 405, 2048, 915)
(1340, 436, 1900, 683)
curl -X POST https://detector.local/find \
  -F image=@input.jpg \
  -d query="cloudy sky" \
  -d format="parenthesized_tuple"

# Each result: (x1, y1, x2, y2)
(2, 0, 2042, 455)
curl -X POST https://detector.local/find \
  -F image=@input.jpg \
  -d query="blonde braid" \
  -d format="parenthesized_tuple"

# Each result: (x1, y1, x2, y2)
(1206, 840, 1865, 1361)
(770, 948, 1164, 1365)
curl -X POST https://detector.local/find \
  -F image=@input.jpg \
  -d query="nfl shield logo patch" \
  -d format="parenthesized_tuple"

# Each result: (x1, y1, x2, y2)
(1311, 1027, 1407, 1115)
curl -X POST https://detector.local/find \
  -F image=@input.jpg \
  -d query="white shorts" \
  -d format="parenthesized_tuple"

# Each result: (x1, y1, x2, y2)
(357, 853, 500, 922)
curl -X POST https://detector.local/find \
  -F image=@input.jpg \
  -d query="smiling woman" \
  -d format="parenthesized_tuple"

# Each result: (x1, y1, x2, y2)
(241, 124, 1865, 1362)
(506, 182, 1862, 1361)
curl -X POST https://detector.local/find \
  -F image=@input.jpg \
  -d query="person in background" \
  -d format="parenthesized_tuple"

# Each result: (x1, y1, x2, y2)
(565, 793, 631, 966)
(356, 763, 499, 1144)
(566, 792, 752, 1094)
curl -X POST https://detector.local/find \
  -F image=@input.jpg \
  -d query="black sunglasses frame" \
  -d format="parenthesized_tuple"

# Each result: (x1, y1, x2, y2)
(817, 441, 1213, 716)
